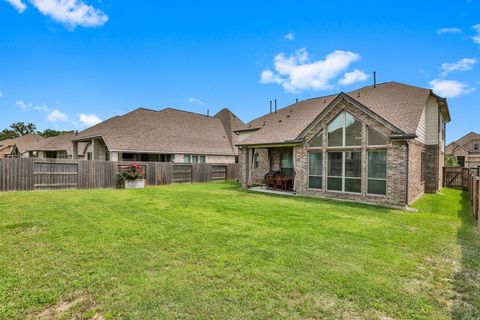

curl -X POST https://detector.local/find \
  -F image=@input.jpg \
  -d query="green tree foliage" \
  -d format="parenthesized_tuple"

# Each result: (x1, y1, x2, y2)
(445, 156, 458, 167)
(38, 129, 74, 138)
(0, 122, 37, 141)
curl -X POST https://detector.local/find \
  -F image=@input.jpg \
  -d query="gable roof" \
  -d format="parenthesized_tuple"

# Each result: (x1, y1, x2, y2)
(0, 134, 44, 154)
(238, 82, 447, 146)
(454, 132, 480, 146)
(0, 145, 18, 158)
(74, 107, 244, 155)
(28, 133, 87, 156)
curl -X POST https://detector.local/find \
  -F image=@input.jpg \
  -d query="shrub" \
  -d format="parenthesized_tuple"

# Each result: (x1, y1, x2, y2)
(118, 163, 145, 181)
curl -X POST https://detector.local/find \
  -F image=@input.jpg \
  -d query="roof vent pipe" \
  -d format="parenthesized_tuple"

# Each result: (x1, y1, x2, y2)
(373, 71, 376, 88)
(207, 109, 210, 117)
(274, 99, 277, 113)
(357, 91, 360, 98)
(269, 100, 272, 114)
(296, 98, 298, 103)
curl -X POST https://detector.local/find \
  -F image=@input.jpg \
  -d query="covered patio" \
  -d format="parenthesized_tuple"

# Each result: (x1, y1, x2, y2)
(241, 145, 298, 191)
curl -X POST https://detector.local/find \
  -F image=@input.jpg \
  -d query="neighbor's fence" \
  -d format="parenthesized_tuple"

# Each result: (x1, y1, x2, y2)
(467, 168, 479, 228)
(0, 158, 239, 192)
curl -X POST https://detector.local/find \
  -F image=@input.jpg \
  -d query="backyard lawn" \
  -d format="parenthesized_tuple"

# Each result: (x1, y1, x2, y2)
(0, 182, 479, 319)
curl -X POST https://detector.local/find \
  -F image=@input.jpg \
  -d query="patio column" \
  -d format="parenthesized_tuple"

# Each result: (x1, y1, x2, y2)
(72, 141, 78, 159)
(91, 139, 96, 160)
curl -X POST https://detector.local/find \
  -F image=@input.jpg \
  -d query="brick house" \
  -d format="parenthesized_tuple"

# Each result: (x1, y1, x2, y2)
(446, 132, 480, 168)
(237, 82, 450, 207)
(71, 107, 244, 163)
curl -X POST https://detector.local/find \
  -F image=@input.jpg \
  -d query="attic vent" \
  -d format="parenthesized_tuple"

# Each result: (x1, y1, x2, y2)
(278, 120, 282, 123)
(286, 115, 290, 118)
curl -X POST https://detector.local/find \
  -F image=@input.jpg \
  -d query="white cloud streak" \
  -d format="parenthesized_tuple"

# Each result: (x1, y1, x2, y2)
(15, 100, 31, 109)
(472, 24, 480, 45)
(440, 58, 477, 76)
(5, 0, 108, 28)
(284, 33, 295, 40)
(429, 79, 474, 98)
(47, 109, 68, 122)
(260, 48, 363, 92)
(78, 113, 101, 126)
(4, 0, 27, 13)
(436, 27, 462, 34)
(188, 97, 203, 104)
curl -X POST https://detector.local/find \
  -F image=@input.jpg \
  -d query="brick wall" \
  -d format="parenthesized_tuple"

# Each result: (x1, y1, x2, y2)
(425, 144, 439, 193)
(408, 140, 426, 204)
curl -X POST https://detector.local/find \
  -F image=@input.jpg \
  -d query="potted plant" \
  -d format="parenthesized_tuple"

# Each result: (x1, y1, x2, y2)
(118, 163, 146, 189)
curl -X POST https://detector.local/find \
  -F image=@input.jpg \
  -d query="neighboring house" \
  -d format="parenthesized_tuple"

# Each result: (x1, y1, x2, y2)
(0, 144, 20, 158)
(0, 134, 45, 158)
(72, 107, 244, 163)
(237, 82, 450, 207)
(27, 133, 87, 159)
(446, 132, 480, 168)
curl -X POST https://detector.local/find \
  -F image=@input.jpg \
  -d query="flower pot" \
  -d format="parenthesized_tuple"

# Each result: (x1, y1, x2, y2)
(124, 179, 145, 189)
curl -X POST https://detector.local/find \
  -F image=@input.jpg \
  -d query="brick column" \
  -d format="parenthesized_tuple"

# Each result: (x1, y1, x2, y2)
(425, 145, 440, 193)
(239, 147, 248, 189)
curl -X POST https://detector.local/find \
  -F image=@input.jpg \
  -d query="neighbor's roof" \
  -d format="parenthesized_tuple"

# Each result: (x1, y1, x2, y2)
(0, 145, 17, 157)
(29, 133, 87, 156)
(454, 131, 480, 146)
(238, 82, 447, 146)
(73, 108, 242, 155)
(0, 134, 44, 154)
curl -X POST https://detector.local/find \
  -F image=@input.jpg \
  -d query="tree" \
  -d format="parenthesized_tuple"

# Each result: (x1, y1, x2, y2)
(0, 122, 37, 141)
(38, 129, 74, 138)
(445, 156, 458, 167)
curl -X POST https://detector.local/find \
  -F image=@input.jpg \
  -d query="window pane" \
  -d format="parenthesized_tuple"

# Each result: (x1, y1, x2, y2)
(309, 131, 323, 147)
(328, 152, 343, 176)
(309, 176, 322, 189)
(345, 178, 361, 193)
(368, 127, 387, 145)
(368, 179, 386, 195)
(345, 152, 361, 177)
(345, 113, 362, 146)
(328, 112, 343, 146)
(309, 152, 323, 176)
(368, 151, 386, 179)
(200, 155, 206, 163)
(192, 155, 198, 163)
(327, 177, 342, 191)
(281, 152, 293, 168)
(184, 155, 190, 163)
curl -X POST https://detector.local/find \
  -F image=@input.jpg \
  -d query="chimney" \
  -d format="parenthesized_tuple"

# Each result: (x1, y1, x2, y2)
(269, 100, 272, 114)
(274, 99, 277, 113)
(373, 71, 377, 88)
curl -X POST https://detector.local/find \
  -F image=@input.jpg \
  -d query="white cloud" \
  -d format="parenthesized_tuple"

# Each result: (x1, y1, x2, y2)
(436, 27, 462, 34)
(188, 97, 203, 104)
(472, 24, 480, 44)
(4, 0, 27, 13)
(260, 48, 362, 92)
(47, 109, 68, 122)
(284, 33, 295, 40)
(78, 113, 101, 126)
(429, 79, 474, 98)
(6, 0, 108, 28)
(440, 58, 477, 76)
(15, 100, 31, 109)
(338, 69, 369, 86)
(34, 104, 49, 112)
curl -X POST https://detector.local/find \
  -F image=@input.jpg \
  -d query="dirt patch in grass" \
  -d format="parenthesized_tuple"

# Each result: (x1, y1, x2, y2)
(35, 295, 104, 320)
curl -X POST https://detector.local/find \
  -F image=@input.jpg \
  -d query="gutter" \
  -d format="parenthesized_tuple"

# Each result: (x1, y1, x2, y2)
(389, 133, 417, 140)
(236, 139, 303, 148)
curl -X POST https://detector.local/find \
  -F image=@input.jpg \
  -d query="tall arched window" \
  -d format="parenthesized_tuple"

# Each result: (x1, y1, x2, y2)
(327, 111, 362, 147)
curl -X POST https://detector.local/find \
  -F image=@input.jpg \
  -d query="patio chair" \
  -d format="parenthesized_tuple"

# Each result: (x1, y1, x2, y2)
(274, 174, 286, 190)
(266, 174, 275, 189)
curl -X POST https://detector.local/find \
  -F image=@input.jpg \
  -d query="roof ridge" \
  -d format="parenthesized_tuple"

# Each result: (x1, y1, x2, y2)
(163, 107, 214, 118)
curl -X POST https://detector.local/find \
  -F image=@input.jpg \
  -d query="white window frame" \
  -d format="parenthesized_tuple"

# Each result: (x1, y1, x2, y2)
(327, 151, 361, 193)
(308, 151, 323, 190)
(366, 150, 387, 196)
(327, 111, 362, 148)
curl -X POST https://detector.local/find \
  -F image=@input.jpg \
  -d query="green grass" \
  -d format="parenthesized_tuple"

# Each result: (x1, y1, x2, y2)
(0, 182, 479, 319)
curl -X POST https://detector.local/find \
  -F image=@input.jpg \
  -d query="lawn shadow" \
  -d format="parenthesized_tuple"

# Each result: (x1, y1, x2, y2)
(452, 190, 480, 319)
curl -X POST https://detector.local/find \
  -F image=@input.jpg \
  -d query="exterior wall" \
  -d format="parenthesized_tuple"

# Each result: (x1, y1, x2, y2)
(239, 147, 248, 188)
(294, 99, 408, 207)
(110, 152, 119, 162)
(408, 140, 426, 204)
(250, 148, 269, 184)
(425, 145, 440, 193)
(425, 96, 439, 145)
(415, 106, 427, 143)
(172, 153, 235, 164)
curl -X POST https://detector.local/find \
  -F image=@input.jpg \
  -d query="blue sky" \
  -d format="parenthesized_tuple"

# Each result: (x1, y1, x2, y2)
(1, 0, 479, 143)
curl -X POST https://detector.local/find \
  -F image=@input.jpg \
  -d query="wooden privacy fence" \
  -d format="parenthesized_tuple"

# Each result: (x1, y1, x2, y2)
(467, 168, 479, 228)
(0, 158, 239, 192)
